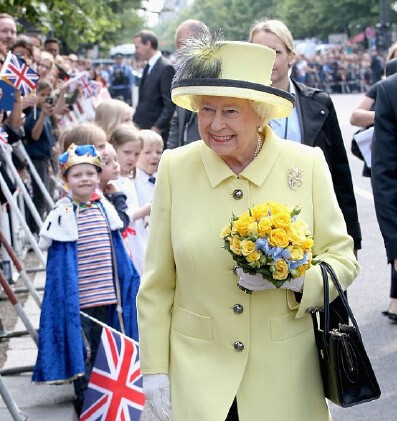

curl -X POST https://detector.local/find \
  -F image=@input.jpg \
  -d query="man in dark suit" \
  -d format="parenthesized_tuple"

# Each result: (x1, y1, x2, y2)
(133, 30, 175, 146)
(250, 19, 361, 327)
(167, 20, 207, 149)
(372, 73, 397, 320)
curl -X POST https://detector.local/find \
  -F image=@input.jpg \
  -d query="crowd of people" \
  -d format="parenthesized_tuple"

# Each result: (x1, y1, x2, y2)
(291, 46, 390, 93)
(0, 9, 394, 421)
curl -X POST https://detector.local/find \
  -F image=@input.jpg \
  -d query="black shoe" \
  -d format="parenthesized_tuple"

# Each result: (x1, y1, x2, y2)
(382, 310, 390, 316)
(388, 312, 397, 322)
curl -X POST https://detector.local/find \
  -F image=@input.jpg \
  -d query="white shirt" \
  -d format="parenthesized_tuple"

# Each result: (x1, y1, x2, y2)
(134, 167, 156, 207)
(111, 176, 147, 275)
(147, 51, 162, 74)
(269, 81, 302, 143)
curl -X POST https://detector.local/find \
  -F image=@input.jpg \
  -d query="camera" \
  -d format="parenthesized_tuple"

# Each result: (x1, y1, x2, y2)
(45, 97, 54, 105)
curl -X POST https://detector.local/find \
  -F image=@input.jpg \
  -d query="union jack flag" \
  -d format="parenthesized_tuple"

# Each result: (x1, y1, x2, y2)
(0, 127, 8, 149)
(0, 52, 39, 96)
(76, 72, 101, 98)
(80, 326, 145, 421)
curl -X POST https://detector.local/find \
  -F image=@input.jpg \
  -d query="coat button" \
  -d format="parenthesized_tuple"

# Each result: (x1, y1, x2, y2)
(233, 304, 244, 314)
(234, 341, 244, 351)
(232, 189, 243, 200)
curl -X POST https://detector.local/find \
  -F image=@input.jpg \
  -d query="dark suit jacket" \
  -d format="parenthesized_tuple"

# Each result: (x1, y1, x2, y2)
(167, 107, 201, 149)
(293, 80, 362, 249)
(372, 73, 397, 262)
(133, 56, 176, 140)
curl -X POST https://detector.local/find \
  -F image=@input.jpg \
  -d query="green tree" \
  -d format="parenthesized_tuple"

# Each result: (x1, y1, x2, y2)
(280, 0, 385, 39)
(1, 0, 142, 51)
(154, 0, 279, 51)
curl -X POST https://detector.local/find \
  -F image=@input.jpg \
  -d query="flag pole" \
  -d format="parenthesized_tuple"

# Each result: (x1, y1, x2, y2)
(79, 311, 138, 346)
(33, 88, 36, 119)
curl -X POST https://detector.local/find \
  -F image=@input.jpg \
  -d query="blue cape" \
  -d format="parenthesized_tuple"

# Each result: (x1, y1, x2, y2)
(32, 230, 140, 383)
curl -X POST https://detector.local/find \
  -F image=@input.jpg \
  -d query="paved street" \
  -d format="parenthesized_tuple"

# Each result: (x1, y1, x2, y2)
(1, 93, 397, 420)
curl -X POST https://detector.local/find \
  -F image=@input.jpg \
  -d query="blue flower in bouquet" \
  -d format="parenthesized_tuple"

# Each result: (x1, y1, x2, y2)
(289, 251, 311, 270)
(255, 238, 271, 254)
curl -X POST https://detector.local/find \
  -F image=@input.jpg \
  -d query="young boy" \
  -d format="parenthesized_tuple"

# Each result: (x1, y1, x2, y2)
(134, 129, 163, 207)
(32, 143, 140, 415)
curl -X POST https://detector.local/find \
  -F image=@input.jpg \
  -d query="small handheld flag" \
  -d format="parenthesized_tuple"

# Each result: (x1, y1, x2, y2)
(0, 52, 39, 96)
(80, 326, 145, 421)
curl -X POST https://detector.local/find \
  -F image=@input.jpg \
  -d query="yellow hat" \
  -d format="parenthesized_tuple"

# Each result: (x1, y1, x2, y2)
(172, 31, 294, 119)
(59, 143, 102, 175)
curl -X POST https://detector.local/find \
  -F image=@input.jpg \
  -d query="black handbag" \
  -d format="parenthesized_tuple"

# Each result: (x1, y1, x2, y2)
(309, 261, 381, 407)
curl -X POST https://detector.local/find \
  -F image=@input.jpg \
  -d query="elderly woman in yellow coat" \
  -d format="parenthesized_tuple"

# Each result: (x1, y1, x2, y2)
(137, 30, 360, 421)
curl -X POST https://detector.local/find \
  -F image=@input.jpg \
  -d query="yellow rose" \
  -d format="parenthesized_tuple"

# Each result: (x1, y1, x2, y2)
(269, 228, 290, 248)
(271, 211, 291, 229)
(272, 259, 289, 280)
(267, 202, 289, 216)
(230, 237, 242, 255)
(301, 237, 314, 251)
(233, 215, 255, 236)
(257, 217, 272, 237)
(247, 222, 258, 236)
(298, 263, 310, 277)
(251, 204, 269, 221)
(246, 250, 261, 263)
(241, 239, 256, 256)
(220, 224, 231, 239)
(288, 245, 304, 261)
(287, 221, 307, 245)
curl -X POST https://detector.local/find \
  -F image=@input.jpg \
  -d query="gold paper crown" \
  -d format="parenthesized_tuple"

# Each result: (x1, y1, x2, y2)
(59, 143, 102, 175)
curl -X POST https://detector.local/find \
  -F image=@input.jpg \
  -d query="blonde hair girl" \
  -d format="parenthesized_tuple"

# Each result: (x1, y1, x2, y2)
(95, 99, 134, 136)
(108, 123, 150, 275)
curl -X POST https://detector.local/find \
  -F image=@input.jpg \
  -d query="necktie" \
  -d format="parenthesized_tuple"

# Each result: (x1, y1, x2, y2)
(140, 64, 150, 87)
(148, 176, 156, 184)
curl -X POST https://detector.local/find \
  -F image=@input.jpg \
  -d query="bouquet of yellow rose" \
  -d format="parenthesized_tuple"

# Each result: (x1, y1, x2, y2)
(220, 202, 314, 293)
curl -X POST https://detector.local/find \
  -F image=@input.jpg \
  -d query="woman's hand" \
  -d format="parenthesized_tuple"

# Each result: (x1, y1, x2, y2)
(143, 374, 172, 420)
(236, 267, 304, 292)
(42, 102, 54, 116)
(21, 94, 38, 110)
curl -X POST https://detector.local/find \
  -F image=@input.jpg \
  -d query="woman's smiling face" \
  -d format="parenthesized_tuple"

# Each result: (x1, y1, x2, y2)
(198, 96, 262, 163)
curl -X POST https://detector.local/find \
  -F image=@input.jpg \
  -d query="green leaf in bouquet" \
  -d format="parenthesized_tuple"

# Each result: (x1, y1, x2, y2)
(271, 279, 286, 289)
(291, 206, 302, 217)
(257, 266, 272, 279)
(237, 283, 253, 295)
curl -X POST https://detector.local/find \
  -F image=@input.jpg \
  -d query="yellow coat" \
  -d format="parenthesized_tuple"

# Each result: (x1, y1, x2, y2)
(137, 128, 360, 421)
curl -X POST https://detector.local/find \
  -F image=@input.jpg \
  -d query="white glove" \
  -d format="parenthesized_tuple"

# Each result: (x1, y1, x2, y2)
(143, 374, 172, 421)
(236, 267, 304, 292)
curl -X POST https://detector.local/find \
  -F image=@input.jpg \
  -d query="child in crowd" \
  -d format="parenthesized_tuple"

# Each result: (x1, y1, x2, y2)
(60, 122, 106, 153)
(135, 129, 163, 222)
(109, 123, 150, 274)
(24, 80, 56, 230)
(98, 142, 129, 232)
(32, 143, 140, 416)
(59, 123, 129, 231)
(94, 99, 133, 136)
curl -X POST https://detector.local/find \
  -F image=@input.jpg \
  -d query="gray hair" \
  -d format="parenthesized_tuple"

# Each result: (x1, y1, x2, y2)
(193, 95, 271, 122)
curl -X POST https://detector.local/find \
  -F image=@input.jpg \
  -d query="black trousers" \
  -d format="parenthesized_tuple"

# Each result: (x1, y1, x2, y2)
(226, 399, 238, 421)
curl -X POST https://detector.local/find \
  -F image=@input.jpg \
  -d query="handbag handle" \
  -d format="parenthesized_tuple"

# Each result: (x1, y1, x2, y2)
(310, 262, 362, 351)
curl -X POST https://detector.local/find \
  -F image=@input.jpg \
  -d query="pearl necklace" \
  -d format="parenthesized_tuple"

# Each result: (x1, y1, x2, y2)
(254, 133, 263, 158)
